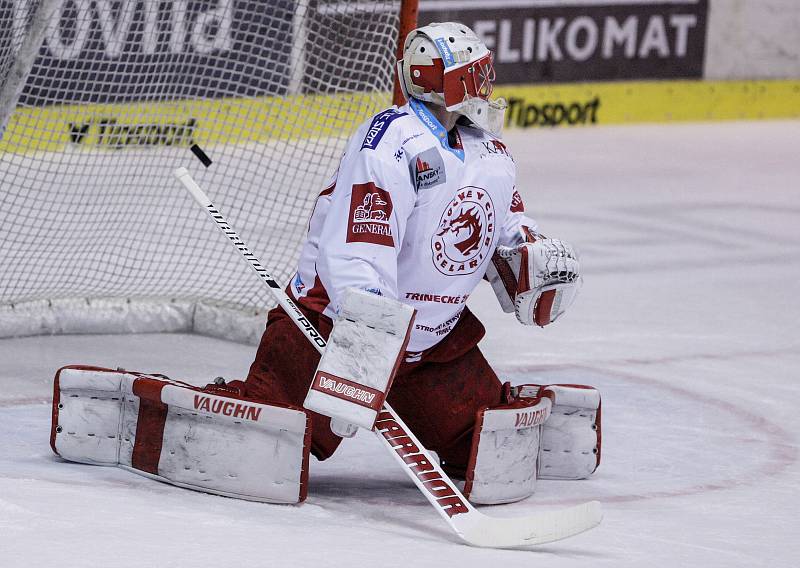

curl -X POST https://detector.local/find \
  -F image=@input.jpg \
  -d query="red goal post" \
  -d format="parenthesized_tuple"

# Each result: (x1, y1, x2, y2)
(394, 0, 420, 106)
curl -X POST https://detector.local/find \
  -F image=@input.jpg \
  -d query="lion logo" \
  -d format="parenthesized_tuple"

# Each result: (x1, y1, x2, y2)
(354, 192, 389, 222)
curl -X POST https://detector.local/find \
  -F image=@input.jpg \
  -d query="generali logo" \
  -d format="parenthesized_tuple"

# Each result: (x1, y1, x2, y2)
(354, 193, 389, 222)
(347, 182, 394, 247)
(432, 186, 495, 275)
(193, 395, 262, 422)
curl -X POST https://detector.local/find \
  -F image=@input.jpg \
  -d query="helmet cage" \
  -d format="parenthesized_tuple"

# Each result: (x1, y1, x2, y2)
(441, 53, 495, 109)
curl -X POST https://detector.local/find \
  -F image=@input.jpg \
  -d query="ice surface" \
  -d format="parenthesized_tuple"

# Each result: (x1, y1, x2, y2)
(1, 121, 799, 567)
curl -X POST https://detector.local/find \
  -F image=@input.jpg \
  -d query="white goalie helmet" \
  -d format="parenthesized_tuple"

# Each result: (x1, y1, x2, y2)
(397, 22, 507, 136)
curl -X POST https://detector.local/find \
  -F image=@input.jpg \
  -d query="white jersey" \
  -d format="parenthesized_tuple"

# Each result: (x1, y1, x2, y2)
(289, 98, 538, 352)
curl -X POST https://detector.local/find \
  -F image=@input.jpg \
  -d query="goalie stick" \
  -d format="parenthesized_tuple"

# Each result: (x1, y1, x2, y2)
(174, 166, 602, 548)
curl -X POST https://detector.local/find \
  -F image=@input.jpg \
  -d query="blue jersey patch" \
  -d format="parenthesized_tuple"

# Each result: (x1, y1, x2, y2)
(360, 109, 407, 151)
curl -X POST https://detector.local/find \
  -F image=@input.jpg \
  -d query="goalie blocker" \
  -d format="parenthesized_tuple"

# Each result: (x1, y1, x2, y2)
(304, 288, 415, 430)
(51, 365, 311, 503)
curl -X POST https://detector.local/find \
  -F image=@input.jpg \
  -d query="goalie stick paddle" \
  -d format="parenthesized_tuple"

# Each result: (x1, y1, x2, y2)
(173, 166, 602, 548)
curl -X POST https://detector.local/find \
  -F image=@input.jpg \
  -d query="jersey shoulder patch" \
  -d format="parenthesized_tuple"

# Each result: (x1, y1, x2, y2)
(408, 146, 447, 193)
(360, 108, 408, 151)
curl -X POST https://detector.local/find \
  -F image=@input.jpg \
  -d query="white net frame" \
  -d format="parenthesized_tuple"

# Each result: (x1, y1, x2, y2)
(0, 0, 408, 343)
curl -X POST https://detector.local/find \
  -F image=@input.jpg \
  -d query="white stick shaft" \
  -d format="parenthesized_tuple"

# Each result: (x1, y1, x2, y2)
(175, 167, 326, 352)
(173, 167, 601, 547)
(174, 166, 472, 511)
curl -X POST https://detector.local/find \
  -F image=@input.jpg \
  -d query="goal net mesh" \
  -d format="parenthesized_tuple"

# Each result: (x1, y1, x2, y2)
(0, 0, 401, 336)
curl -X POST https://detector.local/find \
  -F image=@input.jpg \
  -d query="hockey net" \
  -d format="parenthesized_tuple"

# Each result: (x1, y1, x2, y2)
(0, 0, 412, 342)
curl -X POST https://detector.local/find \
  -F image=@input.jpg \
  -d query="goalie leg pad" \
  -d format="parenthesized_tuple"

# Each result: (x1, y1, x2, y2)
(462, 385, 552, 504)
(51, 365, 311, 504)
(304, 288, 415, 430)
(537, 384, 601, 480)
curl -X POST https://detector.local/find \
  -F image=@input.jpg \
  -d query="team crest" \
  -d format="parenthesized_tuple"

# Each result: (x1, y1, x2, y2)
(432, 186, 495, 275)
(347, 182, 394, 247)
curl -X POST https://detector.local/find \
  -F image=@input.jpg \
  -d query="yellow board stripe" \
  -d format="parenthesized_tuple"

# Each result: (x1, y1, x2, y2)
(1, 80, 798, 154)
(0, 91, 390, 154)
(495, 79, 800, 127)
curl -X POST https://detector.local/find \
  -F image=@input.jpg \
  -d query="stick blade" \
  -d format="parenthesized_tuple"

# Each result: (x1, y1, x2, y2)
(452, 500, 602, 548)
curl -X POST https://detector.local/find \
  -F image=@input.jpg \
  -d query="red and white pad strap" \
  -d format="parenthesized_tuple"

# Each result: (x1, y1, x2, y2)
(304, 288, 415, 430)
(51, 365, 311, 503)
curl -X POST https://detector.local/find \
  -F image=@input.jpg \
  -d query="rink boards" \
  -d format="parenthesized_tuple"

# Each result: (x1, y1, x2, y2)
(1, 79, 799, 155)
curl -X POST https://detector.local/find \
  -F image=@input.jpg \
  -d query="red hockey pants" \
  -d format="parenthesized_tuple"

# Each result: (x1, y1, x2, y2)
(244, 304, 503, 477)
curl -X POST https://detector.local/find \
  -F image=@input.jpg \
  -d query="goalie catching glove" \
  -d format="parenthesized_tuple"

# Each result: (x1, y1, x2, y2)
(485, 232, 582, 326)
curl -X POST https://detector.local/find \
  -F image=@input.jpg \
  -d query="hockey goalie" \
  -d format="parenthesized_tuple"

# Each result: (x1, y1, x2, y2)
(51, 23, 600, 507)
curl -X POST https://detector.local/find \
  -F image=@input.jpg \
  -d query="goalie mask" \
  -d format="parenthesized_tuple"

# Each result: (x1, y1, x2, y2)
(397, 22, 507, 136)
